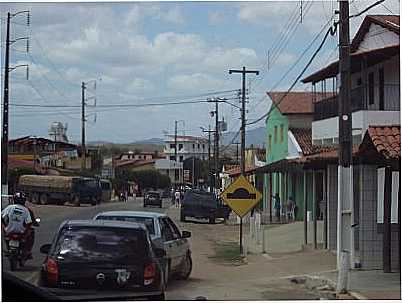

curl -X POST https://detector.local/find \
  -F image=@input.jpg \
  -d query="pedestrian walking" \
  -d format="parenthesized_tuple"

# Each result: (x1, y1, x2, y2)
(174, 190, 181, 208)
(287, 196, 296, 221)
(274, 193, 281, 222)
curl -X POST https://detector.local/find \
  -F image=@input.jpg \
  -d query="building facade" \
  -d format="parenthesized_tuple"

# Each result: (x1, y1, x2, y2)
(163, 135, 209, 162)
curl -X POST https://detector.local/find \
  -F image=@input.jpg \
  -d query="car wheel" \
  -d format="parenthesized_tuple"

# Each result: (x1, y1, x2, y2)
(149, 292, 165, 301)
(39, 194, 48, 205)
(209, 216, 215, 224)
(177, 253, 192, 280)
(31, 193, 39, 204)
(72, 195, 80, 207)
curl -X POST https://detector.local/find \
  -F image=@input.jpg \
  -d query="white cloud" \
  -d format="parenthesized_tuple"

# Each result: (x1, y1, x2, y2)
(208, 11, 226, 25)
(167, 73, 226, 92)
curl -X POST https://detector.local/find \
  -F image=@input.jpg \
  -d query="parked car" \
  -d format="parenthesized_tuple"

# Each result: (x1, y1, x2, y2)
(180, 189, 231, 224)
(38, 220, 166, 300)
(93, 211, 192, 285)
(144, 191, 162, 208)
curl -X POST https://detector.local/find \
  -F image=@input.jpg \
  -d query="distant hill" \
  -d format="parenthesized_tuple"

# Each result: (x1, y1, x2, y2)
(131, 138, 164, 145)
(221, 126, 265, 148)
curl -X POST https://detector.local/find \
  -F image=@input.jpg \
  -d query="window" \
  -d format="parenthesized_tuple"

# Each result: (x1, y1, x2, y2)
(178, 143, 183, 150)
(202, 144, 205, 149)
(280, 124, 284, 143)
(95, 215, 155, 235)
(170, 143, 175, 149)
(170, 156, 176, 161)
(377, 169, 399, 223)
(159, 218, 175, 241)
(379, 68, 384, 110)
(357, 77, 362, 86)
(179, 156, 183, 162)
(197, 144, 200, 149)
(268, 134, 272, 151)
(166, 217, 181, 239)
(274, 126, 278, 143)
(368, 72, 374, 105)
(192, 144, 195, 149)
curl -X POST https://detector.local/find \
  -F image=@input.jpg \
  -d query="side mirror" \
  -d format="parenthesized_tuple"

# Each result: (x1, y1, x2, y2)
(182, 231, 191, 238)
(154, 248, 166, 258)
(40, 244, 52, 254)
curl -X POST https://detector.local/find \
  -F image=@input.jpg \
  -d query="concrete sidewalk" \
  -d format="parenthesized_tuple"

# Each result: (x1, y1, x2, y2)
(245, 220, 401, 300)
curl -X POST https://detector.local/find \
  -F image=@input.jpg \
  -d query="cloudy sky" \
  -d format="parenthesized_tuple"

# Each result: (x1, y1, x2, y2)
(1, 0, 399, 143)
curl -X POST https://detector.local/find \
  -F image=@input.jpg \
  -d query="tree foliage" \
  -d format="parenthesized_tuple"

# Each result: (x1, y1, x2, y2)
(113, 169, 171, 192)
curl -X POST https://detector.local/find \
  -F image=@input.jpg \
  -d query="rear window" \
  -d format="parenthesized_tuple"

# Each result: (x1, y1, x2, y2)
(147, 192, 160, 198)
(54, 227, 148, 261)
(95, 216, 155, 235)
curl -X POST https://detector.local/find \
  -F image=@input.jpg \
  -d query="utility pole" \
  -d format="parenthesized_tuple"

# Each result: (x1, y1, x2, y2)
(215, 99, 219, 191)
(229, 67, 259, 175)
(229, 66, 259, 255)
(201, 125, 213, 192)
(233, 142, 240, 165)
(174, 121, 178, 162)
(81, 82, 86, 170)
(2, 11, 29, 198)
(337, 0, 353, 293)
(2, 13, 11, 195)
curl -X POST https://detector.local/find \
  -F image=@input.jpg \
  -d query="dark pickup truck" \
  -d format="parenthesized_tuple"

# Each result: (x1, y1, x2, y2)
(180, 190, 231, 224)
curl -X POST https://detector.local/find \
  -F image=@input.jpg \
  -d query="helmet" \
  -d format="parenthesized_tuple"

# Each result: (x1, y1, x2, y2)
(13, 192, 26, 205)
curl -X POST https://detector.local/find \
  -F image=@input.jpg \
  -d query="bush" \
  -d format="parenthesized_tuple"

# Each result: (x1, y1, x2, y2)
(114, 169, 171, 192)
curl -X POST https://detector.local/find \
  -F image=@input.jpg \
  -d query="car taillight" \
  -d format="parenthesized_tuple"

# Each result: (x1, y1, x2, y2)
(46, 258, 59, 286)
(144, 263, 156, 285)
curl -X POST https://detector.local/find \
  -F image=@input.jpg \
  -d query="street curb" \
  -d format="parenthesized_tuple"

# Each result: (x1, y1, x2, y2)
(348, 291, 368, 300)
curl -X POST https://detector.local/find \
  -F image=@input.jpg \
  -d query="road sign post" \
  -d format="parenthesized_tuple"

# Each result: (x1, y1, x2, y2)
(220, 175, 262, 255)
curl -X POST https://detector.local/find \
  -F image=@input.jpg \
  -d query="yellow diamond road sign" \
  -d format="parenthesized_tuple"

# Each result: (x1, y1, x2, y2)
(220, 175, 262, 218)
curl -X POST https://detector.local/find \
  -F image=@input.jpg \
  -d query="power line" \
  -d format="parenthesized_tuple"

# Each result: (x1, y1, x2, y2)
(349, 0, 386, 18)
(247, 21, 338, 126)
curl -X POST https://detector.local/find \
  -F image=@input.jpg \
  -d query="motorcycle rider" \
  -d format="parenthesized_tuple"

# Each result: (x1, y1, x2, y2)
(1, 192, 34, 259)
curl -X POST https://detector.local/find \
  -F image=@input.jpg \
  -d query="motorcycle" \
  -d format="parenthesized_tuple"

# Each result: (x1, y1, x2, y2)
(5, 217, 40, 271)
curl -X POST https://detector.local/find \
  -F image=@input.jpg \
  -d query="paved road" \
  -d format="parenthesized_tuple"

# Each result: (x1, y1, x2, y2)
(2, 197, 170, 284)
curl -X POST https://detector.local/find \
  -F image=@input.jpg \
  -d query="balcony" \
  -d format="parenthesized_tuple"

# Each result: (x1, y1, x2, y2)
(313, 84, 400, 121)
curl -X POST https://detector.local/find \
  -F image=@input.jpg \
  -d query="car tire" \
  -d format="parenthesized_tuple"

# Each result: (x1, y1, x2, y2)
(149, 292, 165, 301)
(177, 253, 192, 280)
(31, 193, 39, 204)
(72, 195, 80, 207)
(39, 194, 48, 205)
(209, 216, 215, 224)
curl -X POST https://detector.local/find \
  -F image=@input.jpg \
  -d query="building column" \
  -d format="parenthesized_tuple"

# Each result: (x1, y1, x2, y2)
(383, 166, 392, 273)
(323, 168, 328, 249)
(269, 172, 273, 223)
(304, 171, 308, 245)
(313, 170, 317, 249)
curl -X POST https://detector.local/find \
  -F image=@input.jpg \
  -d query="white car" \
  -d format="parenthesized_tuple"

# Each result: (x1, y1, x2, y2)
(93, 211, 192, 284)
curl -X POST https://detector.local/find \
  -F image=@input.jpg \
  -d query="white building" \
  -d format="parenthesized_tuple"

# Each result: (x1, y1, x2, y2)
(163, 135, 209, 162)
(302, 15, 400, 145)
(155, 159, 183, 185)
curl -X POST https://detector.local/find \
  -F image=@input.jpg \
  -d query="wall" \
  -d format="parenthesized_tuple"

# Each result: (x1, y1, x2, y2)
(312, 110, 400, 142)
(287, 114, 313, 129)
(357, 23, 399, 52)
(358, 164, 400, 270)
(266, 106, 288, 164)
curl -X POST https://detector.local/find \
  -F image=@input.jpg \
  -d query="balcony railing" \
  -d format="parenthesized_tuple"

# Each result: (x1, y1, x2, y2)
(313, 84, 400, 121)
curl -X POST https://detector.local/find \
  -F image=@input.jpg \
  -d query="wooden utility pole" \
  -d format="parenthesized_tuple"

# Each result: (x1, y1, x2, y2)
(201, 125, 214, 191)
(337, 0, 353, 291)
(81, 82, 86, 170)
(229, 66, 259, 175)
(174, 121, 178, 162)
(2, 12, 11, 193)
(215, 99, 219, 191)
(229, 66, 259, 255)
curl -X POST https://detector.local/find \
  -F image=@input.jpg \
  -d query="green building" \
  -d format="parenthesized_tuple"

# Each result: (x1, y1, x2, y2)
(262, 92, 319, 221)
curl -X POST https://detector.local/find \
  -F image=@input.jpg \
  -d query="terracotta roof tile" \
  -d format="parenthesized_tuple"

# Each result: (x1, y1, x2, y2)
(365, 125, 400, 160)
(289, 128, 315, 155)
(267, 92, 327, 114)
